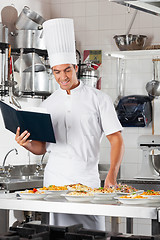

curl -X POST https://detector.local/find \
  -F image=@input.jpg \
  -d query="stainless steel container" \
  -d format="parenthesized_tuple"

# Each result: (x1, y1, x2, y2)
(150, 154, 160, 175)
(113, 34, 147, 51)
(15, 6, 45, 30)
(9, 29, 46, 49)
(80, 64, 99, 88)
(20, 71, 50, 95)
(0, 23, 8, 43)
(14, 53, 46, 72)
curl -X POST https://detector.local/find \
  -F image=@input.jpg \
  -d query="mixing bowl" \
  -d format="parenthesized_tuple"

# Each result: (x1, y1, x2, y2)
(150, 155, 160, 175)
(113, 34, 147, 51)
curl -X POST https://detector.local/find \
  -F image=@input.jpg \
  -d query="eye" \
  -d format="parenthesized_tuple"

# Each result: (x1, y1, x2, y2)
(54, 71, 60, 75)
(65, 68, 71, 73)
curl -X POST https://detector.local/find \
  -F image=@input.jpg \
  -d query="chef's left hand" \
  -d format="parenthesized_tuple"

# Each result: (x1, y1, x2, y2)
(104, 170, 117, 188)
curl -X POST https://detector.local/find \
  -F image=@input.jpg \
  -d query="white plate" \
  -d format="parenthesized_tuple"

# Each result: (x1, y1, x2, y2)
(115, 196, 150, 205)
(91, 198, 116, 204)
(67, 187, 91, 192)
(142, 195, 160, 202)
(61, 194, 94, 202)
(46, 190, 68, 196)
(116, 190, 144, 195)
(93, 192, 117, 200)
(16, 191, 48, 200)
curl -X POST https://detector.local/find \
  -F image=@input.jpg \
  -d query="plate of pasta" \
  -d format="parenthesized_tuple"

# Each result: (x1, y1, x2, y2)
(67, 183, 92, 192)
(62, 191, 94, 202)
(90, 187, 117, 200)
(38, 185, 68, 196)
(115, 195, 150, 204)
(141, 190, 160, 201)
(16, 188, 48, 200)
(115, 184, 143, 195)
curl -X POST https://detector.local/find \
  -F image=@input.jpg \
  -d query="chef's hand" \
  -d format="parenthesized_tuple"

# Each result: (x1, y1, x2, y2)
(104, 170, 117, 188)
(15, 127, 31, 147)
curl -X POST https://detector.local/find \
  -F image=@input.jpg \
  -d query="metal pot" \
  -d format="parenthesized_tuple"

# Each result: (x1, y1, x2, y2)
(14, 53, 46, 72)
(150, 154, 160, 175)
(16, 6, 45, 30)
(18, 71, 50, 96)
(9, 29, 46, 49)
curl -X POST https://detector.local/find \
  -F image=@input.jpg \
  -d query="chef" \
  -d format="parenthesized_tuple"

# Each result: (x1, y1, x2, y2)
(15, 18, 124, 230)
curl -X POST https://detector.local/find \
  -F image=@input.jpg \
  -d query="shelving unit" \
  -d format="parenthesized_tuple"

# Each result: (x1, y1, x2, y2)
(105, 49, 160, 59)
(11, 48, 51, 97)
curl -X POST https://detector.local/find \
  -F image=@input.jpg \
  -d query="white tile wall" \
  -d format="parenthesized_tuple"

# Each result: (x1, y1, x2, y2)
(0, 0, 159, 234)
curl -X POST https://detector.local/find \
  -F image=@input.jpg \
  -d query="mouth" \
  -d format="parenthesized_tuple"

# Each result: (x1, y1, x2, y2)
(60, 79, 70, 86)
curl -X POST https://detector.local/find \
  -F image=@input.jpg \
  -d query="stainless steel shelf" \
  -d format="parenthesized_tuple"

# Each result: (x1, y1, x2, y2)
(105, 49, 160, 59)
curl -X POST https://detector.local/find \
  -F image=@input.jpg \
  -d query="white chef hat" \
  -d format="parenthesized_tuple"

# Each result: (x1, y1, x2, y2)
(43, 18, 77, 68)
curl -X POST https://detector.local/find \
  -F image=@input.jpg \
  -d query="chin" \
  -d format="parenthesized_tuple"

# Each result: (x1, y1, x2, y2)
(60, 83, 71, 90)
(60, 85, 70, 90)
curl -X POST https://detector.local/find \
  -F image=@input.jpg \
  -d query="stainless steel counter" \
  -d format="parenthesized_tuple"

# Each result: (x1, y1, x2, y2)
(0, 194, 160, 235)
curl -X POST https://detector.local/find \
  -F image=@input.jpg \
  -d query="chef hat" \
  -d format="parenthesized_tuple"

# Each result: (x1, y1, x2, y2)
(43, 18, 77, 67)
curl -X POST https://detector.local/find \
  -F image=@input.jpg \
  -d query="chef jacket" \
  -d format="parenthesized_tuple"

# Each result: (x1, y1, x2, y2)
(41, 81, 123, 188)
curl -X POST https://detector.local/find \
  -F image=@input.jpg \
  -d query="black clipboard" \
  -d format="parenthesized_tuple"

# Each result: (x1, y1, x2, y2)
(0, 101, 56, 143)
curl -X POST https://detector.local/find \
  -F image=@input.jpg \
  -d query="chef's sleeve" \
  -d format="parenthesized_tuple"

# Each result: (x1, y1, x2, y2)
(98, 93, 123, 136)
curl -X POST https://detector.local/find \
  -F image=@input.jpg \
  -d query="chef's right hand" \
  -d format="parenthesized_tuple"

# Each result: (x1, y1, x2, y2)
(15, 127, 31, 147)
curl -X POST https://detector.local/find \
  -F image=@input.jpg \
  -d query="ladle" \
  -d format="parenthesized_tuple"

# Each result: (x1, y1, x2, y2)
(146, 59, 160, 97)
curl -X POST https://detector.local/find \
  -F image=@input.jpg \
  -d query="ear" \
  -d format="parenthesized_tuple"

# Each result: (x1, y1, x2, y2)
(75, 65, 78, 73)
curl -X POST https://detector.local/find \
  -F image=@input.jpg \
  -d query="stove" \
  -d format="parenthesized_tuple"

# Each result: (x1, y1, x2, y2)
(0, 223, 120, 240)
(1, 222, 160, 240)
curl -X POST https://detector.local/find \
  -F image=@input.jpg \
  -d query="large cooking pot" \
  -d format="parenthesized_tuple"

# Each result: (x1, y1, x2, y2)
(9, 29, 46, 49)
(14, 71, 51, 96)
(14, 53, 46, 72)
(16, 6, 45, 30)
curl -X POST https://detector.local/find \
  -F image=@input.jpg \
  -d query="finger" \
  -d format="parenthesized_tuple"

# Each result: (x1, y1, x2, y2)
(22, 139, 31, 147)
(15, 127, 20, 140)
(16, 131, 30, 145)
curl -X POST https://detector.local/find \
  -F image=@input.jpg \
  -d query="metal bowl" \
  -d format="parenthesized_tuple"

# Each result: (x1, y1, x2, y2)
(113, 34, 147, 51)
(150, 155, 160, 174)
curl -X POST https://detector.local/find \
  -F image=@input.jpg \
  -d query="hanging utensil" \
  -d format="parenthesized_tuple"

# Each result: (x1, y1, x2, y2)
(146, 59, 160, 97)
(125, 10, 138, 35)
(1, 5, 18, 33)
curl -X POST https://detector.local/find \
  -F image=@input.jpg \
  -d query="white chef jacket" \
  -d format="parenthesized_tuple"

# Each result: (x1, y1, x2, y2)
(41, 81, 123, 230)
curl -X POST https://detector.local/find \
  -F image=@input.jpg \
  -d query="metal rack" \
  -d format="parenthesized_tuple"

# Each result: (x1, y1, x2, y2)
(11, 48, 50, 97)
(0, 42, 9, 97)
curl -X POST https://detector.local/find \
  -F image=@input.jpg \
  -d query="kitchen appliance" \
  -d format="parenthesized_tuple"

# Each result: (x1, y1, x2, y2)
(116, 95, 152, 127)
(4, 222, 121, 240)
(135, 135, 160, 179)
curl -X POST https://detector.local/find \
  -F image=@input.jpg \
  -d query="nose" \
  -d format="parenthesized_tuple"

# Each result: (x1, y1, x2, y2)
(60, 71, 68, 80)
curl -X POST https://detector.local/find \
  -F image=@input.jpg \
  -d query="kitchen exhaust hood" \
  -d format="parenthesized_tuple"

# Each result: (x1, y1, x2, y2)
(110, 0, 160, 16)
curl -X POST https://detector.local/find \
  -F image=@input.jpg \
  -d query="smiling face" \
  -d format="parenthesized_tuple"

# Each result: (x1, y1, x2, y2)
(52, 64, 79, 94)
